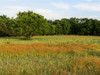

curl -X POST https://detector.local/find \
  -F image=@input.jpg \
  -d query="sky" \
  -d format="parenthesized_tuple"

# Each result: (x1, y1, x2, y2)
(0, 0, 100, 20)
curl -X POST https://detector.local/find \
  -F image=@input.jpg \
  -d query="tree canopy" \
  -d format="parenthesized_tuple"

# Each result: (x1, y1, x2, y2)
(16, 11, 49, 39)
(0, 11, 100, 39)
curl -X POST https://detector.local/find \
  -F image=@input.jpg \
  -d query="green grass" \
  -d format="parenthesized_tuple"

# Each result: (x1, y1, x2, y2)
(0, 35, 100, 75)
(0, 35, 100, 44)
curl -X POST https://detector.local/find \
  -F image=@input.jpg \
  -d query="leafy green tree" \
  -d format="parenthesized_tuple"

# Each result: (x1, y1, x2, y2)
(61, 18, 71, 34)
(54, 20, 62, 34)
(0, 15, 14, 36)
(79, 18, 93, 35)
(16, 11, 49, 39)
(49, 25, 56, 35)
(69, 18, 81, 34)
(0, 11, 100, 37)
(0, 21, 8, 36)
(91, 19, 100, 35)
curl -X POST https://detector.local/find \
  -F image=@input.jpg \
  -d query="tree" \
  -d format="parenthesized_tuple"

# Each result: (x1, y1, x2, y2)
(0, 21, 9, 36)
(49, 25, 56, 35)
(54, 20, 62, 34)
(0, 15, 14, 36)
(91, 19, 100, 35)
(16, 11, 49, 39)
(79, 18, 93, 35)
(69, 18, 81, 34)
(61, 18, 71, 35)
(0, 11, 100, 37)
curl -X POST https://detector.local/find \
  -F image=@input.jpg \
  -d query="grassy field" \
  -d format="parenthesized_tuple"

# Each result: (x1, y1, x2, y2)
(0, 35, 100, 75)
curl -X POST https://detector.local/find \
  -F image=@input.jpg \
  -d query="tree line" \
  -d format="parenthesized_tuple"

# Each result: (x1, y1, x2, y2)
(0, 11, 100, 39)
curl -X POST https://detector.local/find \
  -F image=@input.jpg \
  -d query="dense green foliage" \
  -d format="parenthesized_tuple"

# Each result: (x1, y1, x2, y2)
(16, 11, 49, 39)
(0, 11, 100, 37)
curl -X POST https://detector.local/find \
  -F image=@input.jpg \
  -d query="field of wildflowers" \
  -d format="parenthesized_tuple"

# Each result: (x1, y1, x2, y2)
(0, 35, 100, 75)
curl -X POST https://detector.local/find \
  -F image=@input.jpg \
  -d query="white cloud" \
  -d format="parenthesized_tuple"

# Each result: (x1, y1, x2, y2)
(72, 15, 100, 20)
(1, 5, 99, 20)
(52, 3, 70, 9)
(0, 6, 67, 19)
(74, 3, 100, 12)
(0, 6, 32, 18)
(86, 0, 92, 2)
(85, 15, 100, 19)
(6, 0, 19, 1)
(35, 9, 66, 19)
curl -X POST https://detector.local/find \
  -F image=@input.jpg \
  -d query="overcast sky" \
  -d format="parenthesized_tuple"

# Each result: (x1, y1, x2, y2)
(0, 0, 100, 20)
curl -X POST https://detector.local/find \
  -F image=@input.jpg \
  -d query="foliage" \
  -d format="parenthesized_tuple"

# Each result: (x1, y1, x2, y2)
(16, 11, 49, 39)
(0, 11, 100, 38)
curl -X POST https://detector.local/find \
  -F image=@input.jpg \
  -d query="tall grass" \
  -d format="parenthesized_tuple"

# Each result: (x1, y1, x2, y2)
(0, 35, 100, 75)
(0, 35, 100, 44)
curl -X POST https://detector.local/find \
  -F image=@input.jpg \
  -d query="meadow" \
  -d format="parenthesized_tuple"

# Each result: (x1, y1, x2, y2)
(0, 35, 100, 75)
